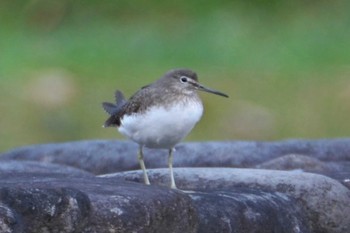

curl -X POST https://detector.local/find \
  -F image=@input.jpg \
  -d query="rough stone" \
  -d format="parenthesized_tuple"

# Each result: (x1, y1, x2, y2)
(187, 189, 310, 233)
(1, 139, 349, 185)
(1, 139, 350, 232)
(256, 153, 329, 172)
(255, 154, 350, 188)
(0, 172, 313, 233)
(107, 168, 350, 233)
(0, 174, 197, 233)
(0, 160, 92, 177)
(0, 140, 138, 175)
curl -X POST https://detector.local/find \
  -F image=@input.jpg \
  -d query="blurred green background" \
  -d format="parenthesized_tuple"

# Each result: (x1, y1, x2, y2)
(1, 0, 350, 152)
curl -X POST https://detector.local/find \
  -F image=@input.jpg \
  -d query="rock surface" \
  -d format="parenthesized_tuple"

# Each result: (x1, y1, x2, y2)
(1, 139, 349, 186)
(106, 168, 350, 233)
(0, 139, 349, 233)
(187, 189, 310, 233)
(0, 160, 93, 177)
(0, 174, 197, 233)
(0, 172, 313, 233)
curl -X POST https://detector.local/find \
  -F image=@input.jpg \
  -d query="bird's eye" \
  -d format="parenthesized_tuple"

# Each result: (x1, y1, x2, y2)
(180, 76, 188, 83)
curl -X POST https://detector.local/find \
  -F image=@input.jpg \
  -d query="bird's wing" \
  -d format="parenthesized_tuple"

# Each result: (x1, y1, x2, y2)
(102, 85, 155, 127)
(118, 84, 153, 116)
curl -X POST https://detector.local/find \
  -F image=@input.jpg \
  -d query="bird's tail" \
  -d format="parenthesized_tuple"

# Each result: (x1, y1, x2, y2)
(102, 90, 126, 127)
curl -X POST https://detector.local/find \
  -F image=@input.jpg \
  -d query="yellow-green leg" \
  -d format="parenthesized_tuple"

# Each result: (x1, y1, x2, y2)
(138, 146, 150, 185)
(168, 148, 177, 189)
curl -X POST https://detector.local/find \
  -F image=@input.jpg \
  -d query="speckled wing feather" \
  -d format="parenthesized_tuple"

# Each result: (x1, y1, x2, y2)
(116, 84, 155, 118)
(102, 85, 156, 127)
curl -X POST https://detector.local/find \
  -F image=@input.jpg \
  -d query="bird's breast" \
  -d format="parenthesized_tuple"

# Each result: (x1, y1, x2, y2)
(118, 101, 203, 148)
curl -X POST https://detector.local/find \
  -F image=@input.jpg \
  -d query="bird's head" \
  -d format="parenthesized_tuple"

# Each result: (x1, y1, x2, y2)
(162, 68, 229, 98)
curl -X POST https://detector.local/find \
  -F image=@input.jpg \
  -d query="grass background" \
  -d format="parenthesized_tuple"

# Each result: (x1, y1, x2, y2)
(1, 0, 350, 152)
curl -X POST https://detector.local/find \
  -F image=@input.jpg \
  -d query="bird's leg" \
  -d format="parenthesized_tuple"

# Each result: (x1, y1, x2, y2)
(168, 148, 177, 189)
(138, 146, 150, 185)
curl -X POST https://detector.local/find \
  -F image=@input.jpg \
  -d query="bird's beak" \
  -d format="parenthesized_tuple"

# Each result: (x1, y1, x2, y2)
(195, 83, 229, 98)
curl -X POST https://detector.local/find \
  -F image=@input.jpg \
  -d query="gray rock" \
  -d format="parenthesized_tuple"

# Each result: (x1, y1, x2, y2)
(0, 174, 197, 233)
(0, 160, 93, 177)
(1, 139, 349, 185)
(256, 154, 329, 172)
(187, 189, 310, 233)
(0, 140, 137, 175)
(107, 168, 350, 233)
(1, 139, 350, 232)
(0, 202, 21, 233)
(255, 154, 350, 188)
(0, 172, 312, 233)
(0, 140, 138, 175)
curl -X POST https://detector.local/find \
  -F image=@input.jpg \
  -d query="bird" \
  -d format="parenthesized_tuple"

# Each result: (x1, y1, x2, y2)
(102, 68, 228, 189)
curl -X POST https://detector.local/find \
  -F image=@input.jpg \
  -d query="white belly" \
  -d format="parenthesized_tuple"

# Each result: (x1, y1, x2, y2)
(118, 102, 203, 148)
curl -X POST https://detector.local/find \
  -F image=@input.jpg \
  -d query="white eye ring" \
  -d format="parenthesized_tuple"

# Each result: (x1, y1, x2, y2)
(180, 76, 188, 83)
